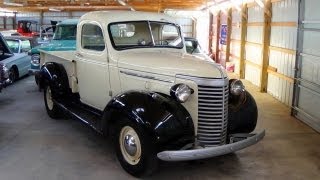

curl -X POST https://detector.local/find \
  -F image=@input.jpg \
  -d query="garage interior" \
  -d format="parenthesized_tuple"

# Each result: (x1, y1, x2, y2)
(0, 0, 319, 179)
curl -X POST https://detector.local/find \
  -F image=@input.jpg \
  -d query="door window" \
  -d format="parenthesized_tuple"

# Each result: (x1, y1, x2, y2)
(81, 24, 105, 51)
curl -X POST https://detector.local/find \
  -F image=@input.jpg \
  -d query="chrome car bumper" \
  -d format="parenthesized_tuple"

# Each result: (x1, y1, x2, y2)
(157, 130, 265, 161)
(28, 69, 40, 75)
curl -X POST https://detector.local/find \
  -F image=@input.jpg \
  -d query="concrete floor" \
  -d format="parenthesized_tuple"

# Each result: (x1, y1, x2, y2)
(0, 75, 319, 180)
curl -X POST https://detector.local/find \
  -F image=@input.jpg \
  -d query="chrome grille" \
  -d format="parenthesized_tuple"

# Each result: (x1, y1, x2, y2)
(197, 82, 228, 147)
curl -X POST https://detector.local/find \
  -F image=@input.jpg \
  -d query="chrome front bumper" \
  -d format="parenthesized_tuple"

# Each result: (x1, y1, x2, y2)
(157, 130, 265, 161)
(28, 69, 40, 75)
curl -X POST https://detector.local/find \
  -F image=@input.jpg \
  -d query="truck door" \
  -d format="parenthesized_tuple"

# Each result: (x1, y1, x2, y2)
(75, 22, 111, 110)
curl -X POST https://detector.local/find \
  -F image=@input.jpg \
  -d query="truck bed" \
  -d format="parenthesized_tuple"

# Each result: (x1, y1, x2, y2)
(40, 50, 78, 92)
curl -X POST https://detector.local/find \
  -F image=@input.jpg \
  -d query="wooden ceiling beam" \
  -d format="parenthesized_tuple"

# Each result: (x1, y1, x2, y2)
(4, 0, 210, 12)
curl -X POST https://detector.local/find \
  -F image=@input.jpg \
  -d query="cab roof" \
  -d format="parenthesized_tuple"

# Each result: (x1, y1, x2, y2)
(80, 11, 177, 25)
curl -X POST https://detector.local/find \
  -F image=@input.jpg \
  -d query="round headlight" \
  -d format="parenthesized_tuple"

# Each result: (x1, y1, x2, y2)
(170, 84, 194, 103)
(31, 54, 40, 65)
(230, 79, 245, 96)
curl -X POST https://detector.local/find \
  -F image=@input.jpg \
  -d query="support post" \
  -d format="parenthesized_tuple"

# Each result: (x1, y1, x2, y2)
(260, 0, 272, 92)
(215, 11, 221, 63)
(208, 12, 213, 55)
(239, 4, 248, 79)
(3, 16, 6, 30)
(13, 12, 17, 30)
(226, 8, 232, 63)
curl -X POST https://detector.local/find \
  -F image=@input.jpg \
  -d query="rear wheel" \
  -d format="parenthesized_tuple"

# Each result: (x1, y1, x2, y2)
(44, 85, 61, 119)
(115, 118, 158, 177)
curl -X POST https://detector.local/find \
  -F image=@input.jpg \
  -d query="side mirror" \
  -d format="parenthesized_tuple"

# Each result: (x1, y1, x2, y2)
(192, 41, 198, 50)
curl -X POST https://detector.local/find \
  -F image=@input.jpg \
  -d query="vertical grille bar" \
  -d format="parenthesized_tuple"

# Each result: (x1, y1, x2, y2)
(197, 81, 229, 147)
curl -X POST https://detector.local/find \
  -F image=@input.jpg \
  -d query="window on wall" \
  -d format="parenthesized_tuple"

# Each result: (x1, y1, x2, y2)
(81, 24, 105, 51)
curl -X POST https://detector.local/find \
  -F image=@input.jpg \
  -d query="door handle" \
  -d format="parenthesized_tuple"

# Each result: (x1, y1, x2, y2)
(75, 52, 83, 58)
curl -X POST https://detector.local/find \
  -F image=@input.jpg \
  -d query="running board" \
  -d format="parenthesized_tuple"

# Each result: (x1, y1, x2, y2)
(54, 99, 103, 133)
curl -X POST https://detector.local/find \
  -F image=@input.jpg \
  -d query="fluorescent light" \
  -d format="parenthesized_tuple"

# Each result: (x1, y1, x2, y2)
(3, 2, 23, 7)
(49, 8, 62, 12)
(117, 0, 127, 6)
(254, 0, 264, 8)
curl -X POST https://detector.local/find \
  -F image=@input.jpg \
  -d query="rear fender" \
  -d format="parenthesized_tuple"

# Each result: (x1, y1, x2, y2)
(38, 62, 69, 95)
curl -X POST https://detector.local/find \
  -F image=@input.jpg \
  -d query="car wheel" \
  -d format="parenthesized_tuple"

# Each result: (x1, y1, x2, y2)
(9, 67, 18, 82)
(44, 85, 61, 119)
(115, 118, 158, 177)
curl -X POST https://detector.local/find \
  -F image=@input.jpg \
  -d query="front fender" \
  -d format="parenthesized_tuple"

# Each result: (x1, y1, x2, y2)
(38, 62, 69, 94)
(103, 91, 195, 151)
(228, 91, 258, 134)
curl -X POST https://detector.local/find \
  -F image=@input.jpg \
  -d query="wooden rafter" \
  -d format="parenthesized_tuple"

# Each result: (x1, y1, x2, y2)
(2, 0, 213, 12)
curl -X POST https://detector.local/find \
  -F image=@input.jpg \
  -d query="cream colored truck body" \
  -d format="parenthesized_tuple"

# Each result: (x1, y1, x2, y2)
(40, 11, 227, 132)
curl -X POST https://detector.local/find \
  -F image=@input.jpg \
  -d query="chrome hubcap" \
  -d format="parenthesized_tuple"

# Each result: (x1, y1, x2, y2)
(119, 126, 141, 165)
(124, 134, 137, 156)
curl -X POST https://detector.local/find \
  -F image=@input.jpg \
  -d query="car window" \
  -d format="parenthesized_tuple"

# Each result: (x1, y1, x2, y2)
(53, 25, 77, 40)
(109, 21, 183, 50)
(81, 24, 105, 51)
(21, 40, 31, 52)
(6, 40, 20, 53)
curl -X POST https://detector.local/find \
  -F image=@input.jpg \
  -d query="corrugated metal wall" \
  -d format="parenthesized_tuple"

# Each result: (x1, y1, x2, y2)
(177, 18, 194, 38)
(268, 0, 298, 106)
(196, 13, 210, 52)
(245, 5, 264, 87)
(230, 9, 241, 75)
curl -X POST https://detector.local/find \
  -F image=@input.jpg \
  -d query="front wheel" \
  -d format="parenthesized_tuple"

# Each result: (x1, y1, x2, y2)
(8, 67, 18, 82)
(115, 118, 158, 177)
(44, 85, 61, 119)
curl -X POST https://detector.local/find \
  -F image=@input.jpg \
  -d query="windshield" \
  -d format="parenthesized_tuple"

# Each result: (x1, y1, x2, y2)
(6, 40, 20, 53)
(109, 21, 183, 50)
(53, 25, 77, 40)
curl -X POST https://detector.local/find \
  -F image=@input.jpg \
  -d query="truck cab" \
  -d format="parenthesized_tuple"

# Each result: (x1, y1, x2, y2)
(29, 19, 78, 79)
(38, 11, 265, 177)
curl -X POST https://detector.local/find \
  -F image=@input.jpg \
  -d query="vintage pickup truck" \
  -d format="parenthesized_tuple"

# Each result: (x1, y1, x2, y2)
(38, 11, 265, 177)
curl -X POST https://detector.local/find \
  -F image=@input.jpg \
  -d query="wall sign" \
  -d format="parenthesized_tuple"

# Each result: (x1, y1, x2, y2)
(220, 24, 228, 45)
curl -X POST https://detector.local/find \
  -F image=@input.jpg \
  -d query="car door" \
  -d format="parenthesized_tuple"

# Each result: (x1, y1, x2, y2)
(18, 40, 32, 75)
(75, 21, 111, 110)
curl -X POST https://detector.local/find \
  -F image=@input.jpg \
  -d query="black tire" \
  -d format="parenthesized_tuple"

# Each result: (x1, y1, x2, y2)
(44, 85, 61, 119)
(9, 67, 18, 82)
(114, 118, 158, 177)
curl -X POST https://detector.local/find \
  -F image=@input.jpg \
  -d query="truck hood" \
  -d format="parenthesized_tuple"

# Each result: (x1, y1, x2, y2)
(31, 40, 76, 54)
(116, 51, 227, 79)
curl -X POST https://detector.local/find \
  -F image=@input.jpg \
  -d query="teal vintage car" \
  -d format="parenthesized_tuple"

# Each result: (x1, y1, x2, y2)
(0, 33, 33, 83)
(29, 19, 78, 77)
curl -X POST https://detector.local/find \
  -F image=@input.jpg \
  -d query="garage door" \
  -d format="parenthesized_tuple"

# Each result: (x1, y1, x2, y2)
(294, 0, 320, 132)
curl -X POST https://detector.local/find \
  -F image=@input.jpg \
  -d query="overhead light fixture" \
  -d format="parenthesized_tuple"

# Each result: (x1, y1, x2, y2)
(49, 8, 62, 12)
(254, 0, 264, 8)
(117, 0, 135, 11)
(117, 0, 127, 6)
(3, 2, 23, 7)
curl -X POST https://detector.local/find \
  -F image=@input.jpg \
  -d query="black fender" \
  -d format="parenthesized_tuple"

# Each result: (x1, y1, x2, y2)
(102, 91, 195, 151)
(38, 62, 70, 95)
(228, 91, 258, 134)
